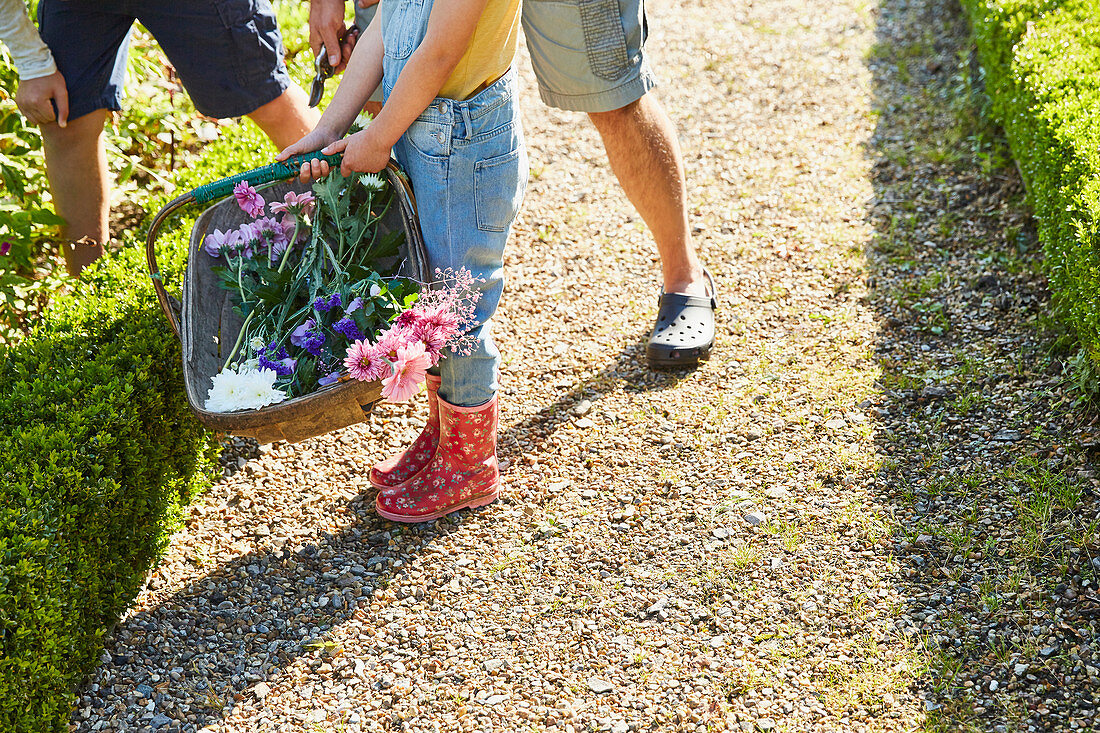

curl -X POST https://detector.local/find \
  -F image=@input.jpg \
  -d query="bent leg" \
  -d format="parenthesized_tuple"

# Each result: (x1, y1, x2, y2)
(588, 95, 705, 296)
(40, 109, 109, 276)
(246, 87, 320, 150)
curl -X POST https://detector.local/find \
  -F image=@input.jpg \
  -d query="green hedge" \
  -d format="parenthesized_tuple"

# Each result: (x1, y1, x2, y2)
(961, 0, 1100, 360)
(0, 122, 276, 732)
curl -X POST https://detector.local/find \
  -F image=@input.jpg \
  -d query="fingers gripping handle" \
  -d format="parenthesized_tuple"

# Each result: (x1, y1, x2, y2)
(189, 152, 344, 204)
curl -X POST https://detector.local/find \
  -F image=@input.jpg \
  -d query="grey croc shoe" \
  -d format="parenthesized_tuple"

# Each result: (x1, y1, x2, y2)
(646, 269, 716, 368)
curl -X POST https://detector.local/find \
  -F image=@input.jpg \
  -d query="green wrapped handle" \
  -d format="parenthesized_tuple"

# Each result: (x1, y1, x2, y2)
(189, 151, 344, 204)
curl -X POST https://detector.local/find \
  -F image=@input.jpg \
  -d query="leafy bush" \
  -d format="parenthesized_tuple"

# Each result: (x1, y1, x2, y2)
(960, 0, 1100, 371)
(0, 92, 285, 733)
(0, 3, 327, 728)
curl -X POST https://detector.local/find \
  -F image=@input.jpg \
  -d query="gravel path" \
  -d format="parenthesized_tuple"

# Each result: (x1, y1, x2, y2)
(73, 0, 1099, 731)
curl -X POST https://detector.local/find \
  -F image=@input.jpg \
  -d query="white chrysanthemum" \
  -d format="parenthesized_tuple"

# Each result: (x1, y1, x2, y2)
(249, 336, 266, 352)
(205, 367, 287, 412)
(359, 173, 385, 191)
(352, 111, 373, 132)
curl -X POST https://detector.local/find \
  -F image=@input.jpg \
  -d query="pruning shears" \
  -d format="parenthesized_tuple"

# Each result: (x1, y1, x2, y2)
(309, 25, 359, 107)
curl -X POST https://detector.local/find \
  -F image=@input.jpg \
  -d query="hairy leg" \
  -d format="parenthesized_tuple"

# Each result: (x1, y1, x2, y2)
(588, 95, 706, 296)
(246, 87, 322, 150)
(40, 109, 109, 276)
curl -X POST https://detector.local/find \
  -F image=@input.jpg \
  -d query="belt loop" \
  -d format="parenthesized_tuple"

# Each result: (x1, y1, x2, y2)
(459, 103, 474, 141)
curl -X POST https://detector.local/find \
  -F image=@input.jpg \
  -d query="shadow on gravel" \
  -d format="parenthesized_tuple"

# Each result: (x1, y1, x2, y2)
(75, 335, 678, 731)
(866, 0, 1100, 730)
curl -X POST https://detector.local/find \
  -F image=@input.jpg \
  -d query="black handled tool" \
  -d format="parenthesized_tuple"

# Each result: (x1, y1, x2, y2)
(308, 25, 359, 108)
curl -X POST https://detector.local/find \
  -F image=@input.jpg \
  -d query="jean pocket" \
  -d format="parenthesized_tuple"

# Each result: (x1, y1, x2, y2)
(383, 0, 428, 61)
(474, 147, 527, 233)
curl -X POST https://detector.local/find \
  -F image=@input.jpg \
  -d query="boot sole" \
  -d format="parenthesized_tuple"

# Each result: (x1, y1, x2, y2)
(375, 487, 499, 523)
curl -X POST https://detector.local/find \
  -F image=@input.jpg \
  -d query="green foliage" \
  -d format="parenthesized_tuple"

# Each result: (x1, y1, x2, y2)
(0, 242, 220, 732)
(0, 48, 66, 341)
(0, 4, 322, 729)
(959, 0, 1100, 389)
(0, 78, 280, 733)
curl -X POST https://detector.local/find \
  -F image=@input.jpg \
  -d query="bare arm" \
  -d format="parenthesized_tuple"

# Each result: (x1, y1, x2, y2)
(323, 0, 490, 175)
(276, 14, 384, 179)
(0, 0, 68, 127)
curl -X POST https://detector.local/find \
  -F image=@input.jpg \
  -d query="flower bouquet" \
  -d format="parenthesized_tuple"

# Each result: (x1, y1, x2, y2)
(147, 154, 468, 444)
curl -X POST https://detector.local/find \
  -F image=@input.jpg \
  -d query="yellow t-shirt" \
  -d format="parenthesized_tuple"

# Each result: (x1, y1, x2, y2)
(438, 0, 521, 100)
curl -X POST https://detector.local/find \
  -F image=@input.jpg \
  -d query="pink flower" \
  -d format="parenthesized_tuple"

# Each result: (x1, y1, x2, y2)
(392, 309, 423, 331)
(375, 326, 413, 362)
(203, 228, 242, 258)
(413, 304, 460, 345)
(381, 341, 431, 402)
(233, 181, 265, 218)
(269, 190, 315, 219)
(344, 340, 390, 382)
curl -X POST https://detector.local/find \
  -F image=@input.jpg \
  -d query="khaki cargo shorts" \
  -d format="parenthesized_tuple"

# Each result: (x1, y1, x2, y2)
(359, 0, 656, 113)
(521, 0, 657, 113)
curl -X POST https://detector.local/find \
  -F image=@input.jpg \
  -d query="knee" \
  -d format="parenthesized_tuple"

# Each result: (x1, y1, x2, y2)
(587, 99, 643, 134)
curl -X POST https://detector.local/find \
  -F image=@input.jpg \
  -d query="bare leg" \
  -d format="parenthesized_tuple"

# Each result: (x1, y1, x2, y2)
(40, 109, 109, 276)
(588, 95, 707, 296)
(246, 86, 321, 150)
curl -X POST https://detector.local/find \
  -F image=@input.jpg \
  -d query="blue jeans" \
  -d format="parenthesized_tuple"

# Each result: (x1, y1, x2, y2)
(381, 1, 527, 407)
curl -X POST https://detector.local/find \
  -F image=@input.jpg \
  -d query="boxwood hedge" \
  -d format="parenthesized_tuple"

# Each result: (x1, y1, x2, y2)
(0, 123, 276, 732)
(961, 0, 1100, 365)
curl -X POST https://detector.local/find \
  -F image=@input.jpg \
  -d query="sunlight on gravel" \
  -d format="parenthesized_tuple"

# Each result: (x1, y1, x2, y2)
(71, 0, 1100, 731)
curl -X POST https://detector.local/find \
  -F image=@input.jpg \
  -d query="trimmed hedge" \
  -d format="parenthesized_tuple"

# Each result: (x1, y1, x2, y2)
(961, 0, 1100, 360)
(0, 123, 275, 732)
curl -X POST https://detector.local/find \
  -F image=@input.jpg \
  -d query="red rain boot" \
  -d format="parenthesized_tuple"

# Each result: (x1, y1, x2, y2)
(370, 374, 442, 496)
(375, 394, 499, 522)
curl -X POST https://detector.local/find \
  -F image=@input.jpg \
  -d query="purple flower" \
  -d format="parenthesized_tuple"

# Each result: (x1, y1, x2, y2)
(318, 371, 342, 387)
(252, 216, 289, 259)
(203, 228, 241, 258)
(291, 318, 326, 356)
(332, 316, 364, 342)
(1, 241, 10, 256)
(258, 343, 295, 376)
(345, 296, 364, 314)
(233, 181, 265, 218)
(313, 292, 342, 313)
(290, 319, 316, 349)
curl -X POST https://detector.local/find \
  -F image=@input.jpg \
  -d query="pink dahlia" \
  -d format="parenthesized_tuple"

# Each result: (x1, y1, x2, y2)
(392, 309, 423, 331)
(344, 339, 390, 382)
(233, 181, 265, 218)
(381, 341, 431, 402)
(375, 326, 413, 362)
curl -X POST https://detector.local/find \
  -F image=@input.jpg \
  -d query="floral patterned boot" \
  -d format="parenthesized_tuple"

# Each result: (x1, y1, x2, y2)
(375, 394, 500, 522)
(370, 374, 442, 496)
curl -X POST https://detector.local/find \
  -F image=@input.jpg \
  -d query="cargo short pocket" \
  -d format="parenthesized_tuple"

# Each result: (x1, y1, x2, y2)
(579, 0, 631, 81)
(474, 147, 527, 233)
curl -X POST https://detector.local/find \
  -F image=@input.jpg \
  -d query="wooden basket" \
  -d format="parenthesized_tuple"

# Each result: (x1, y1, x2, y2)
(146, 155, 428, 444)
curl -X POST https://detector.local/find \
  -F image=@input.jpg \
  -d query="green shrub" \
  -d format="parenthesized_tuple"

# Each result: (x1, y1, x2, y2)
(961, 0, 1100, 371)
(0, 119, 281, 732)
(0, 3, 323, 727)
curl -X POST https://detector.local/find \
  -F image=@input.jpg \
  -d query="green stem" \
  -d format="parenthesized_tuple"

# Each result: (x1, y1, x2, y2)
(277, 220, 303, 273)
(222, 311, 255, 372)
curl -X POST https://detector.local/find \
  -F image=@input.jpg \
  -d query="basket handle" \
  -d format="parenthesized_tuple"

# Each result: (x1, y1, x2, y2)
(142, 152, 426, 342)
(190, 151, 344, 204)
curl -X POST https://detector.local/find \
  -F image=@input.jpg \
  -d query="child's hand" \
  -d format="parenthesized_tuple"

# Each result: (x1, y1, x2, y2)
(277, 128, 343, 183)
(322, 128, 391, 176)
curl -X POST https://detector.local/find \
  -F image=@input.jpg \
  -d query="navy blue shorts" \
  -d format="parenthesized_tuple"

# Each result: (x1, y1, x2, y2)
(37, 0, 292, 120)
